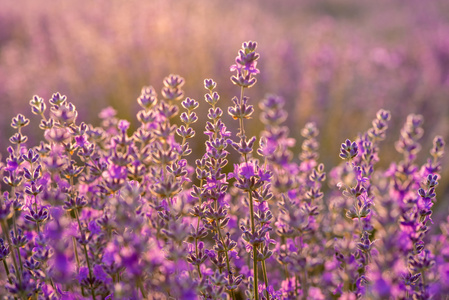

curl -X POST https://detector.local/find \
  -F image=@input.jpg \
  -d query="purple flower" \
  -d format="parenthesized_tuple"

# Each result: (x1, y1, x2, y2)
(5, 160, 19, 172)
(44, 127, 72, 144)
(106, 164, 128, 180)
(88, 220, 102, 235)
(94, 265, 111, 284)
(240, 162, 256, 179)
(118, 119, 130, 133)
(0, 39, 446, 300)
(102, 243, 118, 266)
(339, 139, 359, 160)
(99, 106, 117, 119)
(77, 267, 89, 283)
(75, 134, 88, 148)
(50, 252, 76, 284)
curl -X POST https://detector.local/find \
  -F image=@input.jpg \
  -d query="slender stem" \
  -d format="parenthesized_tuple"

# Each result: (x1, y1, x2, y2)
(249, 192, 259, 300)
(138, 277, 147, 299)
(34, 194, 38, 212)
(16, 247, 23, 274)
(82, 242, 95, 300)
(47, 269, 57, 293)
(74, 209, 94, 299)
(196, 264, 202, 279)
(261, 259, 269, 293)
(206, 88, 236, 299)
(245, 155, 259, 299)
(34, 195, 41, 234)
(237, 83, 258, 300)
(180, 109, 191, 148)
(69, 210, 81, 271)
(301, 269, 308, 300)
(72, 236, 81, 269)
(74, 209, 83, 237)
(74, 210, 92, 275)
(12, 213, 18, 238)
(16, 129, 22, 155)
(90, 285, 96, 300)
(3, 259, 13, 284)
(1, 221, 21, 283)
(239, 87, 246, 139)
(216, 223, 236, 300)
(421, 272, 426, 293)
(356, 206, 362, 233)
(281, 236, 290, 280)
(259, 161, 272, 296)
(66, 147, 85, 294)
(194, 179, 204, 279)
(11, 187, 18, 237)
(82, 244, 93, 278)
(39, 112, 48, 122)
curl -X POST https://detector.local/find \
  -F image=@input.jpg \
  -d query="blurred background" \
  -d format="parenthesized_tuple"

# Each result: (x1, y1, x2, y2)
(1, 0, 449, 211)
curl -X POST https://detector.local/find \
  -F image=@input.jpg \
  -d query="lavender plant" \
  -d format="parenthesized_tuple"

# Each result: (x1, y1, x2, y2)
(0, 41, 447, 300)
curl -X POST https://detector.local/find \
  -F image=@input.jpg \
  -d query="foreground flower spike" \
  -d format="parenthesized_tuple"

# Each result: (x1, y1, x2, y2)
(339, 139, 359, 161)
(228, 41, 274, 300)
(0, 41, 446, 299)
(335, 109, 391, 298)
(230, 41, 260, 89)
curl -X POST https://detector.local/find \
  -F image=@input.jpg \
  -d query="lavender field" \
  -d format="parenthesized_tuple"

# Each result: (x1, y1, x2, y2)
(1, 0, 449, 299)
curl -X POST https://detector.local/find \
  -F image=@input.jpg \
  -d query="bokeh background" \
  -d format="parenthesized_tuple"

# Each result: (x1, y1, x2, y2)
(1, 0, 449, 212)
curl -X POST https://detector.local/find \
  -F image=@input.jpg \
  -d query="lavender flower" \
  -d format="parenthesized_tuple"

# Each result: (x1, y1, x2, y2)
(0, 40, 446, 300)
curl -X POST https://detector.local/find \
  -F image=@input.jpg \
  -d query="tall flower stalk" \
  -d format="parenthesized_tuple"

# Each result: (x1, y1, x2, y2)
(228, 41, 267, 300)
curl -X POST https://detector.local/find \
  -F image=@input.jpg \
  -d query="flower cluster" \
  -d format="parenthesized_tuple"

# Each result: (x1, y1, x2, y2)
(0, 41, 446, 300)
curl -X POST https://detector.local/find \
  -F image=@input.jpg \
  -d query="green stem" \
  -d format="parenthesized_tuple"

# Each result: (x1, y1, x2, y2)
(11, 187, 18, 237)
(90, 286, 96, 300)
(35, 196, 41, 234)
(16, 247, 23, 274)
(205, 88, 237, 300)
(83, 244, 93, 278)
(196, 264, 202, 279)
(74, 209, 93, 299)
(249, 192, 259, 300)
(194, 179, 204, 279)
(302, 269, 308, 300)
(237, 83, 258, 300)
(69, 210, 81, 272)
(3, 259, 13, 284)
(216, 223, 236, 300)
(239, 87, 246, 139)
(16, 129, 22, 155)
(12, 213, 18, 238)
(245, 157, 259, 299)
(281, 236, 290, 279)
(138, 277, 147, 299)
(82, 243, 95, 300)
(72, 236, 81, 269)
(1, 220, 21, 282)
(261, 259, 269, 294)
(75, 210, 92, 275)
